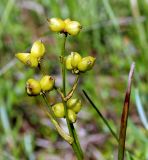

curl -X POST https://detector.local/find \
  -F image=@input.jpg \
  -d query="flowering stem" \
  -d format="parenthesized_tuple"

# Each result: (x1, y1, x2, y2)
(61, 33, 67, 96)
(61, 33, 83, 160)
(42, 93, 56, 119)
(71, 123, 84, 158)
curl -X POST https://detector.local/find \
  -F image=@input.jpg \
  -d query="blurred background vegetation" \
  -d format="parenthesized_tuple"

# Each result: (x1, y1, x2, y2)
(0, 0, 148, 159)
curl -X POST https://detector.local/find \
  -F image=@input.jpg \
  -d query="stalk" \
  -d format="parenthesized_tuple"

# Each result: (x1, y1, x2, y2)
(61, 33, 83, 159)
(71, 123, 84, 158)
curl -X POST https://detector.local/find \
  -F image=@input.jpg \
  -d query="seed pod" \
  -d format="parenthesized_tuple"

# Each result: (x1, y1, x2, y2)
(77, 56, 96, 72)
(64, 18, 71, 25)
(72, 100, 82, 113)
(47, 18, 65, 32)
(15, 53, 30, 64)
(68, 109, 77, 123)
(31, 40, 45, 58)
(27, 55, 39, 67)
(65, 21, 82, 36)
(52, 103, 65, 118)
(71, 52, 82, 68)
(67, 98, 78, 108)
(40, 75, 55, 92)
(26, 79, 41, 96)
(65, 54, 73, 70)
(67, 98, 82, 113)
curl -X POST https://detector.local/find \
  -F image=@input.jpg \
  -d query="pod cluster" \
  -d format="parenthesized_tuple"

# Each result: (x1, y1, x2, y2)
(15, 40, 45, 67)
(26, 75, 55, 96)
(52, 98, 82, 123)
(15, 17, 96, 125)
(47, 18, 82, 36)
(66, 52, 96, 73)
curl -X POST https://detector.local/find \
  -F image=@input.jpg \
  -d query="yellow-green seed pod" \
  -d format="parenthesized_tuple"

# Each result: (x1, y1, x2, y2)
(67, 98, 82, 113)
(15, 53, 30, 65)
(72, 100, 82, 113)
(67, 98, 78, 109)
(77, 56, 96, 72)
(26, 79, 41, 96)
(65, 54, 73, 70)
(68, 109, 77, 123)
(27, 55, 39, 67)
(47, 18, 65, 32)
(52, 103, 65, 118)
(65, 21, 82, 36)
(40, 75, 55, 92)
(64, 18, 71, 26)
(71, 52, 82, 68)
(31, 40, 45, 58)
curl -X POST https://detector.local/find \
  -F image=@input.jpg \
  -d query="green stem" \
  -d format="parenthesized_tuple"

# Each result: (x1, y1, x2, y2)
(71, 123, 84, 158)
(61, 33, 83, 160)
(54, 86, 65, 100)
(42, 93, 56, 119)
(63, 100, 82, 160)
(61, 34, 67, 95)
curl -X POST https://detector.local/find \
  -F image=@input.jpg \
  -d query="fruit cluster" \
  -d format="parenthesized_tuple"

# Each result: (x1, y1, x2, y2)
(52, 98, 82, 123)
(15, 17, 95, 124)
(48, 18, 82, 36)
(15, 40, 45, 67)
(66, 52, 96, 74)
(26, 75, 55, 96)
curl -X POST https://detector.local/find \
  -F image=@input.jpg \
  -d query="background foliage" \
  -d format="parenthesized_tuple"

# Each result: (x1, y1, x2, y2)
(0, 0, 147, 159)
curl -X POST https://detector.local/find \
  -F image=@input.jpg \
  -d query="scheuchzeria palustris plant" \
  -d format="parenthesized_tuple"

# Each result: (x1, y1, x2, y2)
(15, 17, 96, 160)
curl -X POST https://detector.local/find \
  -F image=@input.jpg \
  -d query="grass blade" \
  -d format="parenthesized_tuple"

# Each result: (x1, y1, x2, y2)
(118, 62, 135, 160)
(102, 0, 120, 32)
(130, 0, 148, 50)
(135, 89, 148, 130)
(82, 90, 118, 142)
